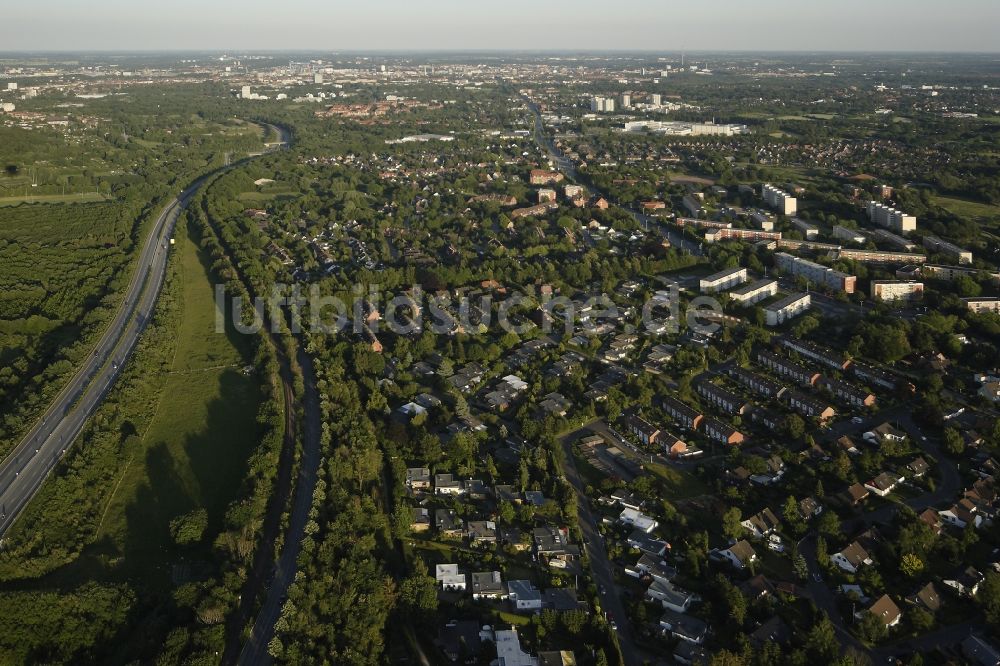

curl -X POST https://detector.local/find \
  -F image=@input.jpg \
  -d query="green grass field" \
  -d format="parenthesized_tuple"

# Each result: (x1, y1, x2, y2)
(933, 195, 1000, 224)
(86, 219, 261, 583)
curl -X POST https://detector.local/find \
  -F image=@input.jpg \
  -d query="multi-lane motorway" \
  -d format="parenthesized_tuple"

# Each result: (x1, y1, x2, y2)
(0, 121, 290, 538)
(0, 181, 203, 536)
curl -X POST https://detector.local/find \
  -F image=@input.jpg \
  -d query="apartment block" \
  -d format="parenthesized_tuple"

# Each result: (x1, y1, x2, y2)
(870, 281, 924, 302)
(762, 184, 797, 215)
(867, 201, 917, 233)
(918, 264, 1000, 285)
(835, 249, 926, 264)
(832, 225, 866, 244)
(963, 297, 1000, 314)
(873, 229, 917, 251)
(764, 292, 811, 326)
(704, 228, 782, 243)
(790, 217, 819, 240)
(699, 267, 748, 293)
(922, 236, 973, 265)
(774, 252, 856, 293)
(728, 278, 779, 306)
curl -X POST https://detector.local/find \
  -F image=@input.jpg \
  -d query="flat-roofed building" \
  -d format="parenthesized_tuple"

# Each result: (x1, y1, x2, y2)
(836, 249, 926, 264)
(762, 184, 797, 215)
(919, 263, 1000, 285)
(867, 201, 916, 232)
(729, 278, 779, 306)
(790, 217, 819, 240)
(704, 228, 782, 243)
(699, 267, 748, 293)
(775, 252, 856, 293)
(963, 297, 1000, 315)
(832, 225, 866, 244)
(870, 280, 924, 302)
(923, 236, 973, 265)
(874, 229, 918, 251)
(764, 293, 811, 326)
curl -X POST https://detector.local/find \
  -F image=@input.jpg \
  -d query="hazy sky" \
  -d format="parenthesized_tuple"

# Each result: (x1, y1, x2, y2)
(5, 0, 1000, 52)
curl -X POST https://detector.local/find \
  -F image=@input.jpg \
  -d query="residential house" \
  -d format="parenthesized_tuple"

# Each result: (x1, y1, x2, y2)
(646, 579, 696, 613)
(410, 507, 431, 532)
(660, 608, 708, 644)
(798, 497, 823, 521)
(406, 467, 431, 491)
(962, 635, 1000, 666)
(620, 414, 663, 446)
(532, 525, 580, 568)
(660, 395, 704, 430)
(718, 540, 759, 570)
(749, 616, 792, 650)
(507, 580, 543, 611)
(864, 594, 902, 628)
(943, 566, 985, 598)
(783, 389, 836, 422)
(918, 508, 944, 535)
(435, 564, 467, 591)
(836, 435, 860, 456)
(755, 349, 820, 386)
(619, 507, 659, 533)
(702, 416, 745, 445)
(727, 364, 787, 399)
(673, 641, 708, 666)
(741, 508, 781, 538)
(470, 571, 507, 600)
(739, 574, 777, 602)
(437, 620, 482, 662)
(939, 498, 984, 529)
(905, 457, 930, 478)
(627, 530, 670, 557)
(830, 541, 872, 574)
(467, 520, 497, 546)
(435, 509, 463, 538)
(779, 337, 852, 371)
(435, 473, 464, 495)
(864, 422, 906, 445)
(865, 471, 903, 497)
(493, 627, 535, 666)
(842, 482, 870, 506)
(696, 379, 750, 415)
(906, 582, 943, 613)
(818, 376, 876, 409)
(625, 553, 677, 583)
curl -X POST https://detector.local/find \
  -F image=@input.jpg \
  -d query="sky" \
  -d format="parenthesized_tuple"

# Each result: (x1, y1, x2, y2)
(4, 0, 1000, 52)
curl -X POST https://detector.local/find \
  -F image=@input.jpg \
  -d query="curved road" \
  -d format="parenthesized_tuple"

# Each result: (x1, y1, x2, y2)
(0, 184, 197, 535)
(0, 126, 290, 538)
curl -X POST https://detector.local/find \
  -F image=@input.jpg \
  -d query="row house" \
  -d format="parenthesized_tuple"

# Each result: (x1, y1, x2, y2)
(727, 365, 787, 399)
(783, 389, 836, 422)
(702, 416, 746, 446)
(755, 349, 820, 386)
(818, 376, 876, 408)
(779, 337, 852, 371)
(661, 395, 704, 430)
(696, 379, 750, 415)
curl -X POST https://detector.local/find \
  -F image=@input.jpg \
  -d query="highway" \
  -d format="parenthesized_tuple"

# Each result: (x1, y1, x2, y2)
(0, 123, 291, 538)
(0, 183, 196, 536)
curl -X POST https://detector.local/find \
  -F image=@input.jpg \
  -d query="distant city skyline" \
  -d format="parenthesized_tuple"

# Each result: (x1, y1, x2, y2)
(5, 0, 1000, 53)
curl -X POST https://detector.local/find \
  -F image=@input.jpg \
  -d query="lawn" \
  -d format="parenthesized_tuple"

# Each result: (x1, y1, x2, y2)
(644, 462, 709, 499)
(932, 195, 1000, 225)
(86, 218, 261, 584)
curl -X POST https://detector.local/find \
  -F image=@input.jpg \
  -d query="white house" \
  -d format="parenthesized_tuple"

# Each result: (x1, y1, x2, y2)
(435, 563, 467, 591)
(507, 580, 543, 611)
(717, 540, 758, 570)
(830, 541, 872, 574)
(619, 507, 659, 533)
(646, 579, 695, 613)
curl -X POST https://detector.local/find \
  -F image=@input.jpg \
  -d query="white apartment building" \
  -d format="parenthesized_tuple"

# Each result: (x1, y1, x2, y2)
(870, 281, 925, 302)
(867, 201, 917, 233)
(923, 236, 973, 265)
(764, 293, 811, 326)
(699, 267, 748, 293)
(728, 278, 779, 305)
(775, 252, 857, 293)
(832, 225, 866, 244)
(790, 217, 819, 239)
(761, 184, 797, 216)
